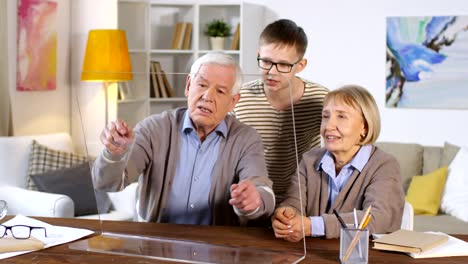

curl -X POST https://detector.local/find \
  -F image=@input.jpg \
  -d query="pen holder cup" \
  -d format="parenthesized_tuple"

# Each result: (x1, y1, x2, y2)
(340, 228, 369, 264)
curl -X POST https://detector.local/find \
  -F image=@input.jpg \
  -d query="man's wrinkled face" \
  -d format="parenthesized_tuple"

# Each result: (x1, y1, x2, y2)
(185, 64, 240, 134)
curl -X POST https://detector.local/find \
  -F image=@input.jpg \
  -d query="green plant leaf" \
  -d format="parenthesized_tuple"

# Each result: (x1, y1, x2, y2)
(204, 19, 232, 37)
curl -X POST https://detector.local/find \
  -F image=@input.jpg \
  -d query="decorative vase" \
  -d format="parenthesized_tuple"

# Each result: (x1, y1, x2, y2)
(209, 37, 225, 50)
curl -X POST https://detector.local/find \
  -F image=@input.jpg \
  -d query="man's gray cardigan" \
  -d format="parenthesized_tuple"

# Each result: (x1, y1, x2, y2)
(93, 108, 275, 226)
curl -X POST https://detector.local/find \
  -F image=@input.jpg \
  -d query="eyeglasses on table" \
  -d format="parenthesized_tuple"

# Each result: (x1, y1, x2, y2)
(0, 224, 47, 239)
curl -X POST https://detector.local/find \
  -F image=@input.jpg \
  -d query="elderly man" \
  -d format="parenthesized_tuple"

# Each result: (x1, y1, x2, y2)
(92, 52, 275, 226)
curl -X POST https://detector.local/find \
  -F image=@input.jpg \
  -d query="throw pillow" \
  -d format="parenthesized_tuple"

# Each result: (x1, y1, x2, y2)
(405, 166, 448, 215)
(27, 140, 88, 191)
(440, 146, 468, 222)
(375, 142, 423, 192)
(439, 141, 460, 167)
(30, 162, 112, 216)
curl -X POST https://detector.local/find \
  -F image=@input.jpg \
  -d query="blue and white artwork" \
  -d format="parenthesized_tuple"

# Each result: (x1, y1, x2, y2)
(386, 16, 468, 109)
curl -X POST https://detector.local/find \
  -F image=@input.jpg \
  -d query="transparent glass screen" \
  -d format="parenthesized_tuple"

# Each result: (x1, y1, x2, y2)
(69, 65, 308, 263)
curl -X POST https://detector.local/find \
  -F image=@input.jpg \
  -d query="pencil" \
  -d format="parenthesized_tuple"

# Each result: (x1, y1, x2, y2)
(358, 205, 372, 229)
(343, 205, 372, 262)
(362, 213, 372, 229)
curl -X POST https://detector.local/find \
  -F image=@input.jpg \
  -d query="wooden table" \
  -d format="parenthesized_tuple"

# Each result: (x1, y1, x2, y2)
(2, 216, 468, 263)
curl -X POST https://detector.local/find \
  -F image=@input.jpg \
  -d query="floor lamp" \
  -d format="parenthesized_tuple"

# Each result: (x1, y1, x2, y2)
(81, 29, 133, 125)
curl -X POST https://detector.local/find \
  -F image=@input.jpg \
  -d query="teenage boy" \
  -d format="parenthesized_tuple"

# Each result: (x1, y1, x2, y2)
(234, 19, 328, 204)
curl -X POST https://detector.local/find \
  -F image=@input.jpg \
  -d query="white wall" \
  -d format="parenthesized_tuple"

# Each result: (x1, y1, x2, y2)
(11, 0, 463, 149)
(71, 0, 117, 155)
(261, 0, 468, 147)
(8, 0, 71, 136)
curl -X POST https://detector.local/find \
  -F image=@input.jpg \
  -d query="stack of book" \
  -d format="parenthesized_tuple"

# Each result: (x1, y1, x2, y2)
(373, 229, 448, 253)
(171, 22, 193, 50)
(149, 61, 175, 98)
(0, 237, 44, 253)
(373, 229, 468, 259)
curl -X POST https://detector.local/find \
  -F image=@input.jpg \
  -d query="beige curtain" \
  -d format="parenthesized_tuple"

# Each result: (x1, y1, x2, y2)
(0, 0, 11, 136)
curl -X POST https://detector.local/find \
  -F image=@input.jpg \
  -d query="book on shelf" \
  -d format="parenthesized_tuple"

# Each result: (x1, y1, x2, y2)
(373, 229, 449, 254)
(149, 74, 155, 98)
(150, 62, 162, 98)
(170, 22, 192, 50)
(171, 22, 183, 49)
(171, 22, 192, 50)
(182, 22, 192, 50)
(161, 70, 175, 97)
(231, 23, 240, 50)
(176, 22, 187, 50)
(152, 61, 168, 98)
(150, 61, 175, 98)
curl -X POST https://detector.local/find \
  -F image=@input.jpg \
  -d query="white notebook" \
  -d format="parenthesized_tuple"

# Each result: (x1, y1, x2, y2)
(409, 232, 468, 259)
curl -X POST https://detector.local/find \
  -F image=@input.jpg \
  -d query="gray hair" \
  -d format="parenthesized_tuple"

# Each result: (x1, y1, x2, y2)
(189, 52, 243, 95)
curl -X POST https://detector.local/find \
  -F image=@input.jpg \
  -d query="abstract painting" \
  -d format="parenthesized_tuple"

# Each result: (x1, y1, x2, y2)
(17, 0, 57, 91)
(386, 16, 468, 109)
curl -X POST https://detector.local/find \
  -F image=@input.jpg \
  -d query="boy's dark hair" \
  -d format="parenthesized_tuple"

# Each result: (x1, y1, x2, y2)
(259, 19, 308, 57)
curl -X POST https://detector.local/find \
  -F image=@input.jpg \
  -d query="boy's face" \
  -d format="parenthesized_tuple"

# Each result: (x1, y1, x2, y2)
(257, 43, 306, 92)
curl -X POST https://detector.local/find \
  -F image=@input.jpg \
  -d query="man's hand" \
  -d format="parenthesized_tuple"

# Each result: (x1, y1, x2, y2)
(100, 120, 134, 155)
(229, 179, 261, 214)
(272, 207, 311, 242)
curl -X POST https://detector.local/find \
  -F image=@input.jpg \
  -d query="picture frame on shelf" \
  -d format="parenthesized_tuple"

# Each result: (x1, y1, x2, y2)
(118, 81, 131, 101)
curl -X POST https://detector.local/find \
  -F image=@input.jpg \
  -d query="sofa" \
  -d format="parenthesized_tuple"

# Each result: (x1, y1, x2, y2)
(375, 141, 468, 234)
(0, 133, 137, 220)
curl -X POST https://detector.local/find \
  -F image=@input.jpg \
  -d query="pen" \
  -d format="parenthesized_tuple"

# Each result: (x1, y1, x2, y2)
(333, 209, 348, 229)
(354, 208, 362, 257)
(353, 208, 358, 228)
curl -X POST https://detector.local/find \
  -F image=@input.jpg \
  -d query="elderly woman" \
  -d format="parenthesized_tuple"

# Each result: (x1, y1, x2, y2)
(272, 84, 404, 240)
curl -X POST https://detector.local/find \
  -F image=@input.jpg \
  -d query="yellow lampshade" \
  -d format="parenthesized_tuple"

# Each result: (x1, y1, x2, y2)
(81, 29, 133, 81)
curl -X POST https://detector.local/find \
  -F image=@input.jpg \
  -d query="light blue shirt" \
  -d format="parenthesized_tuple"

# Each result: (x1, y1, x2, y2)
(310, 145, 372, 236)
(164, 112, 226, 225)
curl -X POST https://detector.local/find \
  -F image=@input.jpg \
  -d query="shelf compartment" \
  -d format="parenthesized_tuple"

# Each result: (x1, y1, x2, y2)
(150, 4, 195, 50)
(199, 5, 240, 51)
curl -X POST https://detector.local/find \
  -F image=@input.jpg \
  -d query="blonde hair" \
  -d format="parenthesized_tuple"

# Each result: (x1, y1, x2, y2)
(324, 84, 381, 145)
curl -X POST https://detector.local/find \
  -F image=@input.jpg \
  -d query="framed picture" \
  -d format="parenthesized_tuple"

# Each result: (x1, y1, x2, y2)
(118, 81, 131, 101)
(386, 16, 468, 109)
(17, 0, 57, 91)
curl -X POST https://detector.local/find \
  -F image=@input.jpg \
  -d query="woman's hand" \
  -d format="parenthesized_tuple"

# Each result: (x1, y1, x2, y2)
(272, 207, 311, 242)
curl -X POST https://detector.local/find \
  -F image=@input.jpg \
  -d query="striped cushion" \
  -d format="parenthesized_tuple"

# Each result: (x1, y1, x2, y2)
(27, 140, 88, 190)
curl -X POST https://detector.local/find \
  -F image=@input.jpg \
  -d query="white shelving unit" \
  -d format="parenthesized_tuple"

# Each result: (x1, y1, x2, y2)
(117, 0, 264, 127)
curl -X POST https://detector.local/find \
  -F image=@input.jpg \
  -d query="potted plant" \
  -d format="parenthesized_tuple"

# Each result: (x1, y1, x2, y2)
(204, 19, 231, 50)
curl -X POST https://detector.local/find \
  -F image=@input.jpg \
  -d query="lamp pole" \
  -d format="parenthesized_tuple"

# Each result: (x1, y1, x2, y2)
(104, 82, 109, 126)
